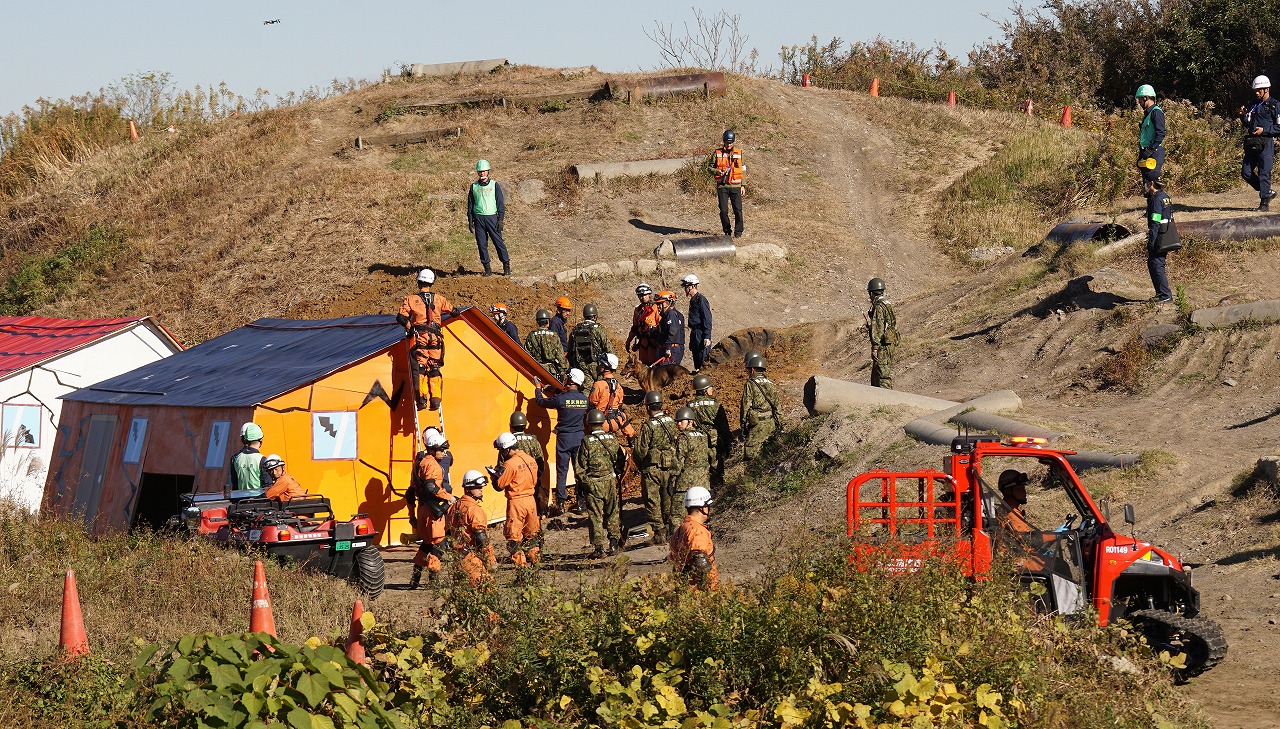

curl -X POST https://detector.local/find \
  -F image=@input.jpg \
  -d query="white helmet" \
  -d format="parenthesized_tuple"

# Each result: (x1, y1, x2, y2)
(685, 486, 713, 509)
(416, 268, 436, 284)
(598, 353, 619, 371)
(680, 274, 700, 287)
(1255, 75, 1272, 90)
(262, 454, 285, 470)
(494, 432, 518, 450)
(567, 368, 586, 386)
(462, 469, 487, 490)
(423, 428, 447, 449)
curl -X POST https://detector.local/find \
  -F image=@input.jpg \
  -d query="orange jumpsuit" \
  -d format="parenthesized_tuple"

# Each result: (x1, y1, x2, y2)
(397, 290, 453, 408)
(447, 495, 495, 585)
(669, 515, 719, 590)
(627, 302, 661, 365)
(264, 472, 306, 501)
(588, 375, 634, 438)
(497, 449, 541, 565)
(410, 454, 449, 572)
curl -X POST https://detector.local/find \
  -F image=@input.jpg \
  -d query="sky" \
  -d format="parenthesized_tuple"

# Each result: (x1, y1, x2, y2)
(1, 1, 1018, 118)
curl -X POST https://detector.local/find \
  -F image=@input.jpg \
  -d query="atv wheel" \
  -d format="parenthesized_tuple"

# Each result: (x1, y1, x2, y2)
(352, 547, 386, 600)
(1130, 608, 1228, 681)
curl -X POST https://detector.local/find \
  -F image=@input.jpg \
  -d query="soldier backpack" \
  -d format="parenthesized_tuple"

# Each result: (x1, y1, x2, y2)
(571, 322, 601, 365)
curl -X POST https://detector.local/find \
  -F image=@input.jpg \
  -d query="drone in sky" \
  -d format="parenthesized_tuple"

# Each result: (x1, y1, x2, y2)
(263, 19, 281, 25)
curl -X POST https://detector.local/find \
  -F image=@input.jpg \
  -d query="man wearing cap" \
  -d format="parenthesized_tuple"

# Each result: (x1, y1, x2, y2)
(535, 370, 590, 514)
(1135, 84, 1165, 185)
(996, 469, 1033, 534)
(1240, 75, 1280, 211)
(467, 159, 509, 276)
(229, 422, 275, 490)
(681, 275, 712, 373)
(397, 269, 453, 410)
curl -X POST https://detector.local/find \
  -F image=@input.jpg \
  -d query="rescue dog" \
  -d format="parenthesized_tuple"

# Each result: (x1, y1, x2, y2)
(622, 353, 691, 394)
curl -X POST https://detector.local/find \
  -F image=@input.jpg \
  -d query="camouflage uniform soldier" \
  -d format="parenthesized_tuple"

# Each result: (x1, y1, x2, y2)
(574, 409, 628, 558)
(568, 303, 613, 388)
(669, 407, 712, 534)
(741, 353, 781, 460)
(687, 374, 731, 486)
(865, 277, 899, 389)
(632, 390, 678, 542)
(526, 309, 568, 381)
(509, 411, 550, 516)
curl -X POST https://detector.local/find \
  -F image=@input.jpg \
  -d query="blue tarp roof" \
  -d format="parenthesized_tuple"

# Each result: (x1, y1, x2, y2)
(66, 315, 406, 407)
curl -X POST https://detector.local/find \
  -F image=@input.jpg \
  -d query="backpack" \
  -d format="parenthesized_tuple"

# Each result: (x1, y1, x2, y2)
(571, 322, 600, 365)
(875, 301, 900, 346)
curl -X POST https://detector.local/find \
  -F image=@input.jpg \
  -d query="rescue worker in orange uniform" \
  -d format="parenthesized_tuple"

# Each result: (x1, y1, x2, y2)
(997, 469, 1034, 534)
(669, 486, 719, 590)
(397, 268, 454, 411)
(407, 429, 453, 588)
(490, 431, 542, 565)
(262, 455, 306, 502)
(625, 283, 661, 365)
(447, 470, 497, 585)
(587, 353, 634, 440)
(712, 129, 745, 238)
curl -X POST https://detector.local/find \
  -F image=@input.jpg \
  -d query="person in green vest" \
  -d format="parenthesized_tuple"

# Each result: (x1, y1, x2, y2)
(466, 159, 509, 276)
(1135, 84, 1165, 185)
(229, 422, 274, 490)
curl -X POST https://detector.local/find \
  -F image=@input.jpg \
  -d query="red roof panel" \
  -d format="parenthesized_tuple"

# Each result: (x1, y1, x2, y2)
(0, 316, 159, 378)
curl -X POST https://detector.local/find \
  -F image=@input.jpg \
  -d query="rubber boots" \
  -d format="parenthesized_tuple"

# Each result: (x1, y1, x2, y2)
(409, 566, 423, 590)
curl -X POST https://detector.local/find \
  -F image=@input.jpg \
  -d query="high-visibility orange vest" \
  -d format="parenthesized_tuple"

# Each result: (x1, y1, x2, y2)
(713, 146, 744, 186)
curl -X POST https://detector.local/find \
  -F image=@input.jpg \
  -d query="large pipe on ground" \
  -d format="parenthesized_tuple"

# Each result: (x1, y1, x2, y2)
(673, 236, 736, 260)
(805, 376, 960, 415)
(408, 59, 508, 77)
(1044, 221, 1132, 246)
(608, 72, 727, 103)
(571, 157, 698, 182)
(1178, 214, 1280, 241)
(948, 410, 1065, 441)
(906, 415, 1135, 471)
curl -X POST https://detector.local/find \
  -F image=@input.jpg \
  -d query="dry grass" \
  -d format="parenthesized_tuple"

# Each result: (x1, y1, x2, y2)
(0, 502, 364, 664)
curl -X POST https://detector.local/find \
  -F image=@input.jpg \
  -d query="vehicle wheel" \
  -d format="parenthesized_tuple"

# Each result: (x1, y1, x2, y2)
(1130, 608, 1228, 681)
(352, 547, 385, 600)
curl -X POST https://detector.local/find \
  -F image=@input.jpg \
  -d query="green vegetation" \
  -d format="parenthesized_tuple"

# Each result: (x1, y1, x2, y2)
(0, 225, 128, 315)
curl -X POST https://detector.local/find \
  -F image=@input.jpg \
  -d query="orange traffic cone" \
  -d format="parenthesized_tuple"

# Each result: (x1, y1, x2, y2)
(869, 78, 879, 97)
(59, 570, 90, 657)
(128, 120, 138, 142)
(345, 599, 368, 665)
(947, 90, 957, 107)
(1060, 105, 1072, 127)
(249, 561, 276, 636)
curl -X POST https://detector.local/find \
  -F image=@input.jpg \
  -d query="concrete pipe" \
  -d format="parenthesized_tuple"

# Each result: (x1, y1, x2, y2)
(570, 157, 698, 183)
(948, 410, 1065, 441)
(673, 236, 737, 261)
(1190, 300, 1280, 328)
(1044, 221, 1133, 246)
(905, 418, 959, 445)
(608, 72, 727, 103)
(805, 376, 960, 415)
(1178, 214, 1280, 241)
(408, 59, 508, 77)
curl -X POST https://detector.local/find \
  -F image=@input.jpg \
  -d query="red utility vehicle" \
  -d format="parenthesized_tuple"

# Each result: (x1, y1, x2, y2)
(847, 434, 1226, 678)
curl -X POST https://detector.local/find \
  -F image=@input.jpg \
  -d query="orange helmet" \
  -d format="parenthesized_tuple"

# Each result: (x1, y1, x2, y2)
(656, 290, 676, 303)
(555, 296, 572, 310)
(490, 302, 508, 314)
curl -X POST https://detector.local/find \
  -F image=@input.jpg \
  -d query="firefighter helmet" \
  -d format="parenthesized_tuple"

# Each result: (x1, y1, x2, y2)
(635, 283, 653, 297)
(262, 454, 284, 471)
(598, 352, 619, 371)
(567, 368, 586, 386)
(416, 268, 435, 284)
(462, 469, 487, 490)
(494, 432, 517, 450)
(555, 296, 572, 310)
(685, 486, 713, 508)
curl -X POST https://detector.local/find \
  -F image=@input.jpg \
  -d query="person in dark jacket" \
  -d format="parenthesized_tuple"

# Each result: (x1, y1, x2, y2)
(490, 303, 520, 344)
(550, 296, 572, 352)
(655, 290, 686, 366)
(1135, 84, 1165, 184)
(681, 274, 712, 372)
(467, 159, 509, 276)
(1144, 178, 1179, 303)
(1240, 75, 1280, 211)
(534, 369, 590, 513)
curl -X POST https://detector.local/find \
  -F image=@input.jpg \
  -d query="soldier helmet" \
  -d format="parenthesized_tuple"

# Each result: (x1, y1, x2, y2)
(583, 303, 599, 319)
(644, 390, 663, 408)
(509, 411, 528, 430)
(598, 352, 620, 371)
(685, 486, 713, 508)
(745, 353, 766, 370)
(567, 368, 586, 386)
(692, 374, 712, 392)
(742, 349, 761, 365)
(494, 432, 518, 450)
(535, 308, 552, 323)
(674, 406, 696, 422)
(462, 469, 487, 490)
(867, 277, 886, 294)
(586, 409, 607, 426)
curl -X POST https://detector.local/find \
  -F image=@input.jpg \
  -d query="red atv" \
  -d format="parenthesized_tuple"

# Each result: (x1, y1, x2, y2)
(847, 435, 1226, 678)
(177, 490, 385, 599)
